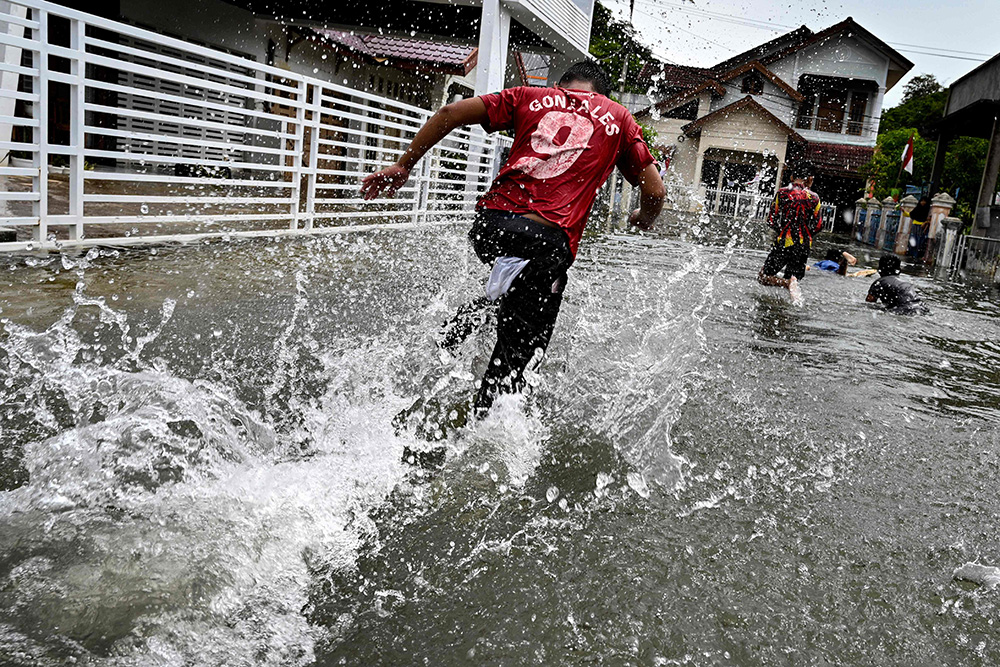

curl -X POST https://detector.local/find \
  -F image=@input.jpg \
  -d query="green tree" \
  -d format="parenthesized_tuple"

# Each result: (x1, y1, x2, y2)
(859, 128, 935, 199)
(588, 1, 656, 94)
(901, 74, 943, 103)
(863, 72, 989, 221)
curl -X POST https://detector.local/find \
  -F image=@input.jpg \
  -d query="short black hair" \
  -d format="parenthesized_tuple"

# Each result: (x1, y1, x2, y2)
(791, 161, 815, 181)
(824, 248, 843, 262)
(878, 254, 901, 276)
(558, 61, 613, 97)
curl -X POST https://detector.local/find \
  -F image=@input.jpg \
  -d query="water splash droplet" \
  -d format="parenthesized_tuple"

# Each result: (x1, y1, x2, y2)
(545, 486, 559, 502)
(627, 472, 650, 499)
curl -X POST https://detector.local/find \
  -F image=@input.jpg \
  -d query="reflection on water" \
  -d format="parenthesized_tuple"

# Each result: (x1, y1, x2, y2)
(1, 228, 999, 666)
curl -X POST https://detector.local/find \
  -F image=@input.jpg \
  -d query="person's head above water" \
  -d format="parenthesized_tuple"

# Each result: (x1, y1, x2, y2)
(790, 161, 815, 184)
(824, 248, 843, 262)
(558, 61, 613, 97)
(878, 254, 901, 276)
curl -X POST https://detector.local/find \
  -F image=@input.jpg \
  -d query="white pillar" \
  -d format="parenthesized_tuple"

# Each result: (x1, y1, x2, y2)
(473, 0, 511, 96)
(0, 1, 28, 167)
(868, 87, 886, 141)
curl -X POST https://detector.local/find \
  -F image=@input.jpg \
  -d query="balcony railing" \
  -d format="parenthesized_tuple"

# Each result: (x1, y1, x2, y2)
(795, 114, 869, 138)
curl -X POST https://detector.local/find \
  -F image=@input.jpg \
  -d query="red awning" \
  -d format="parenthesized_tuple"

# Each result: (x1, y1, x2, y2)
(805, 142, 875, 176)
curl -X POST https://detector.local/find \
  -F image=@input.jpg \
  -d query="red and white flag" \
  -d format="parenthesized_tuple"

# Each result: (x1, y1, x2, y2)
(901, 135, 914, 174)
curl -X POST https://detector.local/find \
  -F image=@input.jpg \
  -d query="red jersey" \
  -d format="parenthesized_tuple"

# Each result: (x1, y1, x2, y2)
(477, 86, 656, 257)
(768, 184, 823, 248)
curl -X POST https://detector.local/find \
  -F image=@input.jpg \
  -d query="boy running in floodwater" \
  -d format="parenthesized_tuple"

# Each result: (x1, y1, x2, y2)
(361, 62, 665, 412)
(866, 254, 929, 314)
(757, 162, 823, 300)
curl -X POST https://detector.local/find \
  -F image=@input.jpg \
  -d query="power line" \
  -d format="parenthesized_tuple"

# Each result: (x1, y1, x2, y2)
(631, 0, 991, 62)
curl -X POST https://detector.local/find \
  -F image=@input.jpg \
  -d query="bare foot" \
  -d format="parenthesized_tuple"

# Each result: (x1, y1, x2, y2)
(788, 276, 804, 307)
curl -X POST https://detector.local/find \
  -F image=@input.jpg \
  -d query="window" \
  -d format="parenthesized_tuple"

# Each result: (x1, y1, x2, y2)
(741, 73, 764, 95)
(665, 99, 698, 121)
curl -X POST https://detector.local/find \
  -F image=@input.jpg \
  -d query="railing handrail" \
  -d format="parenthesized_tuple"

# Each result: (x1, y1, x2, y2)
(0, 0, 505, 249)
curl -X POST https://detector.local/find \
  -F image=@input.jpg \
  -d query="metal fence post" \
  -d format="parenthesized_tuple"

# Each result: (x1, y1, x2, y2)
(31, 6, 47, 244)
(68, 17, 84, 240)
(288, 77, 307, 230)
(303, 82, 319, 231)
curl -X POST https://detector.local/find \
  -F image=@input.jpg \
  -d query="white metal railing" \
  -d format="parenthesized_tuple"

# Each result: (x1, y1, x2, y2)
(667, 184, 837, 231)
(703, 187, 774, 221)
(950, 234, 1000, 280)
(794, 114, 875, 142)
(0, 0, 501, 249)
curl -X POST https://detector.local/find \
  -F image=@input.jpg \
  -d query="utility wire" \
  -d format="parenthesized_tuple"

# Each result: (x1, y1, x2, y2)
(630, 0, 992, 62)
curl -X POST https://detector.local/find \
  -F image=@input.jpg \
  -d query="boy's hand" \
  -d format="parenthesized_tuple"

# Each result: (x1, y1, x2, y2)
(628, 208, 654, 230)
(361, 164, 410, 200)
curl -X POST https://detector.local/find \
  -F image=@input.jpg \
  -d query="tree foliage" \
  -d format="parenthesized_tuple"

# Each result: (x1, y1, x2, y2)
(901, 74, 943, 103)
(588, 1, 656, 94)
(858, 129, 935, 200)
(862, 73, 989, 221)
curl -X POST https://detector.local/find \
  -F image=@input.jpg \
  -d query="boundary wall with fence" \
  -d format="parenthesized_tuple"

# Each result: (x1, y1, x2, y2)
(0, 0, 510, 251)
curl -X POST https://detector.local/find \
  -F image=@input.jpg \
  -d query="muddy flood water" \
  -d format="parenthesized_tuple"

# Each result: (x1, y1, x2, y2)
(1, 225, 1000, 666)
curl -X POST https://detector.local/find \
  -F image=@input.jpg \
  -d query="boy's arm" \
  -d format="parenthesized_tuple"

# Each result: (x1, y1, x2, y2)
(865, 281, 879, 303)
(361, 97, 490, 200)
(628, 163, 666, 230)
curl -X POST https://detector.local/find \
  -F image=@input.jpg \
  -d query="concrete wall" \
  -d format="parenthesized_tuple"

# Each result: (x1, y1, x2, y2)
(948, 56, 1000, 116)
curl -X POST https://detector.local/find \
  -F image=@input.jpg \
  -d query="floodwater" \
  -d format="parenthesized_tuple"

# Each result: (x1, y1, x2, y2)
(1, 225, 999, 666)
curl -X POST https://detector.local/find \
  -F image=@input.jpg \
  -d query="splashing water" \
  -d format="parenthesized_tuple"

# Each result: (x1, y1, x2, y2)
(2, 226, 1000, 665)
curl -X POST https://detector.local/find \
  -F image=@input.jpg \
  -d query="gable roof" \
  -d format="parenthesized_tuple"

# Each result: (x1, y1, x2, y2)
(313, 29, 478, 75)
(758, 18, 913, 73)
(634, 79, 726, 119)
(680, 95, 806, 143)
(715, 61, 804, 102)
(634, 61, 802, 120)
(710, 25, 813, 75)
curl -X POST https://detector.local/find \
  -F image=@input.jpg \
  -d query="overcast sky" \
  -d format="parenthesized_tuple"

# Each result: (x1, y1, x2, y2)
(603, 0, 1000, 107)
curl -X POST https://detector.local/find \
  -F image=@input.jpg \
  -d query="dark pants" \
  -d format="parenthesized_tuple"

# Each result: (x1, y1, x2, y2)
(761, 243, 809, 280)
(467, 209, 573, 410)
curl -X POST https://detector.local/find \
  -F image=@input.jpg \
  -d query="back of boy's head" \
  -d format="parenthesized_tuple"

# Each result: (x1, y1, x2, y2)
(791, 161, 815, 182)
(878, 254, 901, 276)
(824, 248, 842, 262)
(558, 61, 612, 97)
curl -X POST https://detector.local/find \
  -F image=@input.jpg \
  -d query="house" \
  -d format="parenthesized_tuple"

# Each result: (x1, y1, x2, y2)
(637, 18, 913, 221)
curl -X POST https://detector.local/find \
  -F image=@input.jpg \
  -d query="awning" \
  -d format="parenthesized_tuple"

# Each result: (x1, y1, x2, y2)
(804, 142, 874, 176)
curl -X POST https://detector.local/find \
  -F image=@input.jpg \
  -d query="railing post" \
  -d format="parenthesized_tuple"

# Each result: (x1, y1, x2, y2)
(864, 197, 880, 245)
(288, 77, 307, 230)
(853, 197, 866, 239)
(925, 192, 956, 263)
(303, 82, 319, 231)
(876, 196, 895, 249)
(32, 7, 48, 245)
(895, 194, 917, 255)
(68, 17, 84, 240)
(937, 216, 963, 272)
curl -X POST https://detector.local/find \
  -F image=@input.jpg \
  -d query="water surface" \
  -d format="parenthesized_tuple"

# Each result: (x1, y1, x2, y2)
(1, 226, 999, 666)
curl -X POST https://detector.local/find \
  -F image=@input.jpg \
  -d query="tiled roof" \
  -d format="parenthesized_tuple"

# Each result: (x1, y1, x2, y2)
(315, 29, 477, 75)
(805, 142, 875, 175)
(681, 95, 806, 143)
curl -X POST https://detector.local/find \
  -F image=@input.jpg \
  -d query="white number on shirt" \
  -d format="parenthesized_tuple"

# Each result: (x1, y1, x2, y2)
(512, 111, 594, 180)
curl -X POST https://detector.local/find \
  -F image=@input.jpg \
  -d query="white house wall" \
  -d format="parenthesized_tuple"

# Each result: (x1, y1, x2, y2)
(769, 35, 889, 90)
(708, 79, 798, 127)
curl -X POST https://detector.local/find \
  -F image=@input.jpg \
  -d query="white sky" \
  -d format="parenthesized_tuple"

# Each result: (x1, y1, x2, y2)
(603, 0, 1000, 108)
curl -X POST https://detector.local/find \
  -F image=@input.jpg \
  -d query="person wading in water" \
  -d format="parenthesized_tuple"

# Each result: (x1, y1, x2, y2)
(361, 61, 665, 421)
(757, 161, 823, 304)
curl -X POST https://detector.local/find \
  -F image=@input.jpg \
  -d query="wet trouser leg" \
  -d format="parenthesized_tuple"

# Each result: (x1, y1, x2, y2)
(468, 210, 573, 411)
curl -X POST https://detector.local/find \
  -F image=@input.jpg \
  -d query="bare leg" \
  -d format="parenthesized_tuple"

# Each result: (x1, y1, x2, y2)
(757, 270, 791, 289)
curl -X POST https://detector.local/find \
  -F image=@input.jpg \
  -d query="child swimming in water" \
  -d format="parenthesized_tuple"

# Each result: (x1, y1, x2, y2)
(865, 254, 929, 315)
